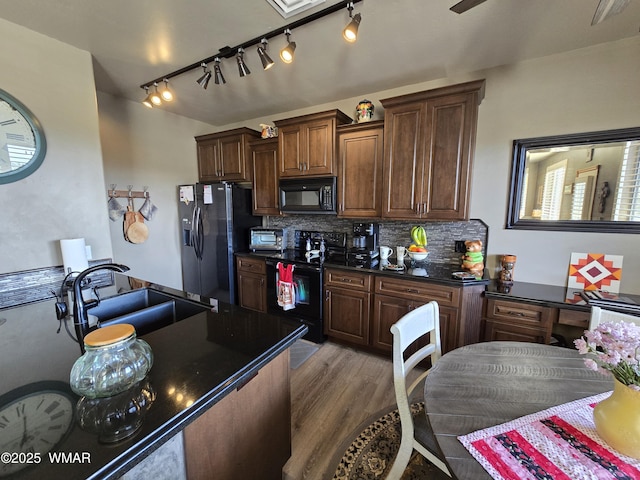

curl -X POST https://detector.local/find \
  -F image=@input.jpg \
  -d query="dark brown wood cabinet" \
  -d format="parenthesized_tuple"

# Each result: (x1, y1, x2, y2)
(249, 138, 280, 215)
(324, 267, 484, 355)
(336, 121, 384, 218)
(195, 127, 260, 183)
(236, 256, 267, 313)
(324, 268, 372, 346)
(381, 80, 485, 220)
(274, 109, 351, 178)
(184, 350, 290, 480)
(483, 298, 557, 344)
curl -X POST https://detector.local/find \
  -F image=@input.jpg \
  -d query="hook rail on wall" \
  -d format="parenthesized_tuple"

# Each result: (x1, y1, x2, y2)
(107, 184, 150, 199)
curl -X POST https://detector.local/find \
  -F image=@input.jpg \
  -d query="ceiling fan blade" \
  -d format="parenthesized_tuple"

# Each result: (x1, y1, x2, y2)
(591, 0, 631, 25)
(450, 0, 488, 14)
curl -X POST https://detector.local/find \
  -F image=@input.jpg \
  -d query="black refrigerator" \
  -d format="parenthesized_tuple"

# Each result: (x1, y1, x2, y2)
(178, 182, 261, 303)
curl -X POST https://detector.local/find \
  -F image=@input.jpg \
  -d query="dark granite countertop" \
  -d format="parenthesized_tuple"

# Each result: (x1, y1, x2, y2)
(237, 251, 490, 287)
(0, 273, 307, 479)
(484, 279, 640, 313)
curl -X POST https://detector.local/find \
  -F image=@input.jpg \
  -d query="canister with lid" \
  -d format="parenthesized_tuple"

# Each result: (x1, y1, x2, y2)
(70, 323, 153, 399)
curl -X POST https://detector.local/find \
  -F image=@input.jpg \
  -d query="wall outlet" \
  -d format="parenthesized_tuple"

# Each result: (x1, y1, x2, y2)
(454, 240, 466, 253)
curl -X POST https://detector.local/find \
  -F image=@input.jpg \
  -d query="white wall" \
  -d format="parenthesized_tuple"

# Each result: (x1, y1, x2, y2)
(97, 93, 213, 289)
(213, 37, 640, 292)
(0, 18, 113, 273)
(471, 37, 640, 290)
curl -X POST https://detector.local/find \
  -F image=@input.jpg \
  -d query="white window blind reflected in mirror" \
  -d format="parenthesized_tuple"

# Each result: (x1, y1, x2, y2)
(541, 160, 567, 220)
(614, 141, 640, 221)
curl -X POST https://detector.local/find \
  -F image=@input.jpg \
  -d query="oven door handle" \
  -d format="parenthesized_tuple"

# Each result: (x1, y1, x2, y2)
(264, 259, 321, 273)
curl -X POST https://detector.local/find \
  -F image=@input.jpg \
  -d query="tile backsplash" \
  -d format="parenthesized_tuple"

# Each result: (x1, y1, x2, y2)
(264, 217, 488, 266)
(0, 259, 114, 309)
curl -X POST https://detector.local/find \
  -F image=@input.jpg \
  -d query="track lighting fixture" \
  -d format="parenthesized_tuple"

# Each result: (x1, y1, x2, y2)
(257, 38, 275, 70)
(213, 57, 226, 85)
(343, 2, 361, 43)
(196, 63, 212, 89)
(142, 86, 154, 108)
(161, 78, 173, 101)
(280, 29, 296, 64)
(236, 48, 251, 77)
(139, 0, 363, 105)
(150, 83, 163, 106)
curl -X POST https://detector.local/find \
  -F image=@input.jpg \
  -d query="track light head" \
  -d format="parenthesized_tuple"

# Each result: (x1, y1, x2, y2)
(196, 63, 212, 89)
(150, 82, 163, 106)
(343, 3, 361, 42)
(142, 86, 154, 108)
(236, 48, 251, 77)
(280, 29, 296, 64)
(214, 57, 226, 85)
(257, 38, 275, 70)
(161, 78, 173, 101)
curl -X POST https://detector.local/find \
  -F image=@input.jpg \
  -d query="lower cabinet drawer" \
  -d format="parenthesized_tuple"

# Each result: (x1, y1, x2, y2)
(237, 257, 266, 275)
(484, 298, 556, 344)
(325, 268, 372, 292)
(374, 276, 459, 307)
(557, 308, 590, 329)
(485, 299, 556, 328)
(484, 320, 549, 344)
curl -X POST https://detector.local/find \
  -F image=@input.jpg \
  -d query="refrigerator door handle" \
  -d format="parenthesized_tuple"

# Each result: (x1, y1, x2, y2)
(191, 205, 200, 260)
(195, 206, 204, 260)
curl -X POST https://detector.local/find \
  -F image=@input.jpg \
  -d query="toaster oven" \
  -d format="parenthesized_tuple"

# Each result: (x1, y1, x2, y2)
(249, 227, 286, 252)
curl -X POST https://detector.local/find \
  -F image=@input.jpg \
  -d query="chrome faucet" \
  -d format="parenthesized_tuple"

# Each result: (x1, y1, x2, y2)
(73, 263, 130, 350)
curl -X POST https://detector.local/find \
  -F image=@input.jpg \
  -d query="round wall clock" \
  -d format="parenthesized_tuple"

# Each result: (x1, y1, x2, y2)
(0, 381, 75, 477)
(0, 89, 47, 185)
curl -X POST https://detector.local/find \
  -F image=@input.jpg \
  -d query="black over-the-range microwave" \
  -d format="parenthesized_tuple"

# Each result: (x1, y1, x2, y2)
(279, 177, 337, 214)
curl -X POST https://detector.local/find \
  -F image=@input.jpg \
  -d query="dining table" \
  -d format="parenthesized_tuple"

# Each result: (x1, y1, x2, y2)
(423, 341, 614, 479)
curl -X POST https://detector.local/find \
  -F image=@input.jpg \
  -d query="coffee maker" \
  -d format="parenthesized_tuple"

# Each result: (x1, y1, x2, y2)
(347, 223, 379, 268)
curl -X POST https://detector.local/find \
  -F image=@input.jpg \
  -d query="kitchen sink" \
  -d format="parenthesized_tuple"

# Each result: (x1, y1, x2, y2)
(89, 288, 209, 335)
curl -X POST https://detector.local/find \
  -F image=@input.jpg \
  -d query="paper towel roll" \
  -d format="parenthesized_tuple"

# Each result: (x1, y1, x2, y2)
(60, 238, 89, 275)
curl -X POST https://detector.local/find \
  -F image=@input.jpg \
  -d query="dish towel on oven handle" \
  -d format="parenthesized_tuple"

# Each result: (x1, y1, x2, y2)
(277, 262, 296, 310)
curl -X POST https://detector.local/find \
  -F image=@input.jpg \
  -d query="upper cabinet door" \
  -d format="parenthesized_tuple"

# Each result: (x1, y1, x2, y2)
(381, 102, 426, 219)
(304, 118, 334, 176)
(337, 121, 384, 218)
(381, 79, 485, 220)
(250, 138, 281, 216)
(217, 135, 245, 181)
(195, 128, 260, 183)
(423, 92, 477, 220)
(275, 109, 351, 178)
(278, 124, 303, 176)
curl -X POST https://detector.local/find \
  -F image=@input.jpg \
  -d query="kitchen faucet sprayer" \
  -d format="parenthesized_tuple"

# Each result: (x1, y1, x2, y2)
(72, 263, 130, 353)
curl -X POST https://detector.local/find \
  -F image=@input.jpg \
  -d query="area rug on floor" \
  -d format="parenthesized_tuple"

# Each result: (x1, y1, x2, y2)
(330, 402, 450, 480)
(290, 339, 319, 369)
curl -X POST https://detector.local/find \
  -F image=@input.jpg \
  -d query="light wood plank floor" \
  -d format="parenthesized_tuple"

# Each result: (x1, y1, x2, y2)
(283, 342, 424, 480)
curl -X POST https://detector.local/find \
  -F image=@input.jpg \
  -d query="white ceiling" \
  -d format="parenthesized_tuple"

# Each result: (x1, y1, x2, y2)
(0, 0, 638, 126)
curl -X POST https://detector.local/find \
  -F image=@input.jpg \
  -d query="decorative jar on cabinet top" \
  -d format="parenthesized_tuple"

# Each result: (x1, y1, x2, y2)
(70, 323, 153, 399)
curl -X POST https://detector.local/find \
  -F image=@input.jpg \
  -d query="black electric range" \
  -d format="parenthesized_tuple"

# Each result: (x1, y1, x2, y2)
(260, 230, 346, 343)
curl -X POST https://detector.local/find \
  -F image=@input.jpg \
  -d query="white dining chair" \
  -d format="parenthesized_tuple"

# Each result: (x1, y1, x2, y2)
(589, 306, 640, 330)
(388, 301, 451, 479)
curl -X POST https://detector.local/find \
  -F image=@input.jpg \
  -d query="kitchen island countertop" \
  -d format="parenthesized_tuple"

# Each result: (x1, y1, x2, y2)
(0, 273, 307, 479)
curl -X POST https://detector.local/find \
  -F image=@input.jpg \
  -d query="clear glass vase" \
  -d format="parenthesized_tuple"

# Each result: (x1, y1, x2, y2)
(594, 378, 640, 459)
(70, 324, 153, 399)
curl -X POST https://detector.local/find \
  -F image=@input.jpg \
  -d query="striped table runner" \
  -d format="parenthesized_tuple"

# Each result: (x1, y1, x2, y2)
(458, 391, 640, 479)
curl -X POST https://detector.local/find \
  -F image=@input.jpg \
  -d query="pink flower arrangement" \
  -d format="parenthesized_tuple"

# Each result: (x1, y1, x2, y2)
(574, 321, 640, 390)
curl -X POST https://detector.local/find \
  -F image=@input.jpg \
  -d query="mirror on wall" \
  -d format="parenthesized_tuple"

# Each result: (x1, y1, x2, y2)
(506, 127, 640, 233)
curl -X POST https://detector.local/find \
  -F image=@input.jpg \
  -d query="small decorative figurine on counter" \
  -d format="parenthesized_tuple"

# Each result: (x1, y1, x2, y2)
(461, 240, 484, 277)
(498, 254, 517, 285)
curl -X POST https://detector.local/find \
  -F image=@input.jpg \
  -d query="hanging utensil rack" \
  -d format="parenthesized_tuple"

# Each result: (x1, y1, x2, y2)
(107, 184, 150, 199)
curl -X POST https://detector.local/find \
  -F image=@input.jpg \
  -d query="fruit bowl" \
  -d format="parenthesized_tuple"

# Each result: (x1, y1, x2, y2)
(407, 251, 429, 261)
